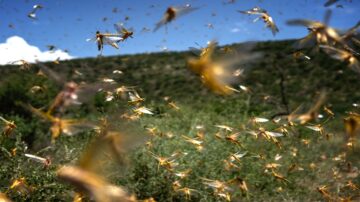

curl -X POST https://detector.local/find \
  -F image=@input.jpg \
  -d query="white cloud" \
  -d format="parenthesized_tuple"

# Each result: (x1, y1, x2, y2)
(230, 28, 241, 33)
(230, 22, 250, 34)
(0, 36, 74, 65)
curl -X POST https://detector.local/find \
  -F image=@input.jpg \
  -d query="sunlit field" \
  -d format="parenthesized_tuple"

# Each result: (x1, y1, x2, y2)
(1, 0, 360, 201)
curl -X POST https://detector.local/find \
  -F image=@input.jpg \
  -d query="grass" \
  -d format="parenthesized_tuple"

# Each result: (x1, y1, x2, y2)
(0, 40, 359, 201)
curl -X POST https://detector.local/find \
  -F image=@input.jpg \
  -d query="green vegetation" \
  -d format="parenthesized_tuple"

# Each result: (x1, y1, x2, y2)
(0, 40, 359, 201)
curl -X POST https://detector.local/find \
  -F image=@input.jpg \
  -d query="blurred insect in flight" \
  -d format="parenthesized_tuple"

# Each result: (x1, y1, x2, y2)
(154, 4, 198, 32)
(49, 81, 80, 114)
(286, 10, 344, 48)
(57, 120, 144, 202)
(114, 23, 134, 41)
(344, 112, 360, 145)
(53, 57, 61, 65)
(319, 45, 360, 73)
(27, 4, 43, 19)
(0, 193, 12, 202)
(25, 104, 96, 142)
(87, 26, 124, 54)
(324, 0, 339, 7)
(340, 21, 360, 49)
(238, 6, 279, 36)
(36, 63, 81, 114)
(223, 0, 236, 5)
(188, 41, 235, 95)
(287, 91, 327, 124)
(188, 41, 260, 95)
(36, 62, 115, 115)
(46, 45, 57, 52)
(58, 166, 136, 202)
(10, 60, 31, 70)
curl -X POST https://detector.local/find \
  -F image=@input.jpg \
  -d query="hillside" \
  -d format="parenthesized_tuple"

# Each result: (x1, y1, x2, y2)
(0, 40, 359, 201)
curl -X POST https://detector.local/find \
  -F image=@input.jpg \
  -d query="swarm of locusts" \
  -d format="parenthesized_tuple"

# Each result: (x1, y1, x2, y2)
(1, 0, 360, 201)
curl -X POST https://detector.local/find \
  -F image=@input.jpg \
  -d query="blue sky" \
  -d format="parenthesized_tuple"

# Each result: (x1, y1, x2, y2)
(0, 0, 359, 58)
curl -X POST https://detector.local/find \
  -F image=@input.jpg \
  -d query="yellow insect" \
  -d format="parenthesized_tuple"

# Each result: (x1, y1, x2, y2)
(57, 120, 144, 202)
(115, 85, 135, 99)
(188, 41, 260, 95)
(87, 28, 123, 54)
(320, 45, 360, 73)
(133, 106, 153, 115)
(128, 91, 145, 105)
(148, 151, 181, 171)
(175, 187, 199, 200)
(344, 112, 360, 144)
(73, 192, 84, 202)
(345, 180, 359, 191)
(182, 135, 203, 151)
(287, 10, 344, 48)
(317, 185, 332, 200)
(215, 124, 233, 132)
(0, 116, 16, 136)
(223, 159, 240, 171)
(188, 41, 236, 95)
(305, 124, 324, 135)
(250, 117, 269, 124)
(114, 23, 134, 41)
(57, 166, 136, 202)
(8, 177, 32, 195)
(25, 104, 95, 142)
(265, 163, 282, 169)
(168, 101, 180, 110)
(29, 85, 45, 94)
(225, 133, 243, 147)
(0, 192, 12, 202)
(287, 91, 326, 124)
(323, 106, 335, 117)
(238, 7, 279, 36)
(201, 178, 232, 201)
(271, 170, 290, 183)
(228, 177, 248, 193)
(229, 151, 248, 163)
(10, 60, 31, 70)
(174, 169, 192, 179)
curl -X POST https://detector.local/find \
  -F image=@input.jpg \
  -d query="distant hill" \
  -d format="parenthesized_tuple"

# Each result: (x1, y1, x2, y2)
(1, 39, 359, 115)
